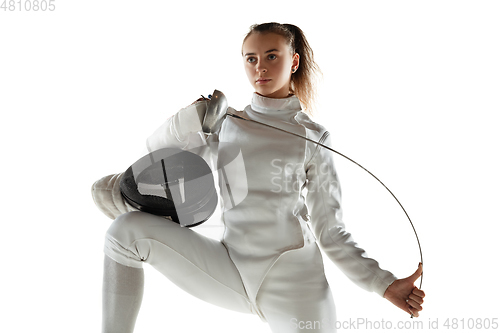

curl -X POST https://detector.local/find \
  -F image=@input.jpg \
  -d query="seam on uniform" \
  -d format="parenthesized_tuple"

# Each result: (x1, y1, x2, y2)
(305, 131, 329, 169)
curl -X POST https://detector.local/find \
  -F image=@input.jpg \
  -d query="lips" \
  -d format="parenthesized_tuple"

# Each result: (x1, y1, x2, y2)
(256, 78, 271, 84)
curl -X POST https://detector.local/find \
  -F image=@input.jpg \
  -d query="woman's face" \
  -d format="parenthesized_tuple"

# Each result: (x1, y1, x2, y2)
(242, 32, 299, 99)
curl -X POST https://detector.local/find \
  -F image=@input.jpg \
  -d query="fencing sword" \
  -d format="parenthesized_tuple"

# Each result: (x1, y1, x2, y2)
(203, 90, 423, 316)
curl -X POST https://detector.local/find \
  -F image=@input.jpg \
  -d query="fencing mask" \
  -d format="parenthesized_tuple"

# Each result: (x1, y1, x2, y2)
(120, 148, 218, 227)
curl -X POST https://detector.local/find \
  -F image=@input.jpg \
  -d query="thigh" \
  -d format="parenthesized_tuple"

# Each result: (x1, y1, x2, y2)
(104, 211, 253, 314)
(257, 242, 337, 333)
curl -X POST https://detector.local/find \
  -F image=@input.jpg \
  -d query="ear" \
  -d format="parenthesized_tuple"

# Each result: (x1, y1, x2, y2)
(292, 53, 300, 69)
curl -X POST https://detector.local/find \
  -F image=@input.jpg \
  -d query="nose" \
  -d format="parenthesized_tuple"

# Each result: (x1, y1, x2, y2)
(255, 61, 267, 73)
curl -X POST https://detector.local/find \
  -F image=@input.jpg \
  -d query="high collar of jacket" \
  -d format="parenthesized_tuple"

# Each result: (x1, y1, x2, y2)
(250, 93, 302, 116)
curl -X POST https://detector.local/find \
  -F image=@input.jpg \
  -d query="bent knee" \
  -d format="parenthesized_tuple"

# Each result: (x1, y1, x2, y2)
(106, 211, 150, 243)
(104, 211, 153, 267)
(106, 211, 178, 244)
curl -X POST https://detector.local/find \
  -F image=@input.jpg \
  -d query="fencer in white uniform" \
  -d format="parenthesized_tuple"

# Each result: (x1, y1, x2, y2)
(93, 93, 398, 332)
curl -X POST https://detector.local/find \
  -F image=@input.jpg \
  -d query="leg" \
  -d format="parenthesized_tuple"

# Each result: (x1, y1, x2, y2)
(257, 242, 337, 333)
(102, 255, 144, 333)
(102, 211, 254, 331)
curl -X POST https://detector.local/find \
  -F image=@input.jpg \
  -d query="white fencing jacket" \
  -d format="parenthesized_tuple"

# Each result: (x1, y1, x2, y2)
(93, 93, 397, 305)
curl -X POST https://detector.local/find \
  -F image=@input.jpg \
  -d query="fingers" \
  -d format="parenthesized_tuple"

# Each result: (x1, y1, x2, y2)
(406, 301, 420, 317)
(412, 288, 425, 298)
(410, 287, 425, 304)
(407, 297, 423, 311)
(384, 274, 426, 318)
(407, 287, 425, 317)
(408, 262, 423, 283)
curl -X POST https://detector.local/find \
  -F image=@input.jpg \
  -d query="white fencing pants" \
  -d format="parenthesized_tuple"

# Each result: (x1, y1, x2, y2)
(104, 211, 337, 332)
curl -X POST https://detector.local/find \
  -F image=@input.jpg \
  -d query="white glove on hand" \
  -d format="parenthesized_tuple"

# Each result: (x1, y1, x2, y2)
(91, 173, 138, 220)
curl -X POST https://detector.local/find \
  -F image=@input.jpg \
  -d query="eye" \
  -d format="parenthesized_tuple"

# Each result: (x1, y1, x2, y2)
(268, 54, 277, 60)
(247, 57, 256, 63)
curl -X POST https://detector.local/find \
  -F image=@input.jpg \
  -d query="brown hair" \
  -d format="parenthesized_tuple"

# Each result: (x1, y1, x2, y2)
(242, 22, 322, 115)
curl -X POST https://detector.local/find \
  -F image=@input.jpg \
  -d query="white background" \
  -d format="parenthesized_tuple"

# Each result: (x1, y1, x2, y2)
(1, 0, 499, 332)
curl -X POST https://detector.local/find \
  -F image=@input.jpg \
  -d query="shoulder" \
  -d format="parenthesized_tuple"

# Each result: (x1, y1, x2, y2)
(295, 111, 330, 141)
(295, 112, 336, 166)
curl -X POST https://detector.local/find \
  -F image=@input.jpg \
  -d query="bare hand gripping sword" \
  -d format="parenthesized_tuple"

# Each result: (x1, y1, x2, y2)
(203, 90, 423, 316)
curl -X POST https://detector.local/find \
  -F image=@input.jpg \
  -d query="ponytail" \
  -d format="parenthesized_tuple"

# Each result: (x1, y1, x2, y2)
(243, 22, 322, 115)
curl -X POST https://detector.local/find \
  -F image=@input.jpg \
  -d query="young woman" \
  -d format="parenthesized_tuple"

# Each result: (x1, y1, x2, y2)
(93, 22, 425, 333)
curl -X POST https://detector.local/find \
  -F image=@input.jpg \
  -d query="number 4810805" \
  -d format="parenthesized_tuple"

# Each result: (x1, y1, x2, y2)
(1, 0, 56, 11)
